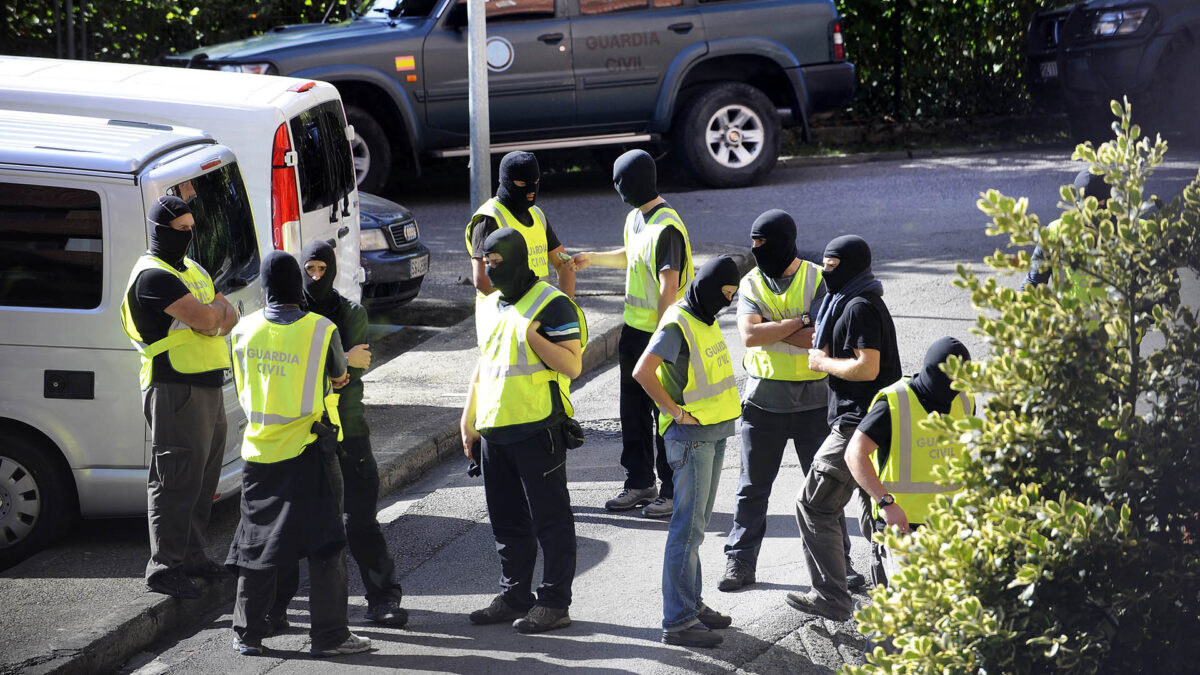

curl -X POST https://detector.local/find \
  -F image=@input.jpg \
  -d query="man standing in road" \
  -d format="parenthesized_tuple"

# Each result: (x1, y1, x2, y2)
(226, 251, 369, 658)
(790, 235, 901, 621)
(722, 210, 866, 592)
(120, 195, 238, 600)
(466, 151, 576, 298)
(573, 149, 694, 518)
(632, 255, 741, 649)
(300, 240, 408, 627)
(460, 228, 587, 634)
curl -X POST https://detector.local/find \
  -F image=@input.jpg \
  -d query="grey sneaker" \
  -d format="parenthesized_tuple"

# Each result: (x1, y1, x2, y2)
(662, 624, 723, 648)
(367, 600, 409, 626)
(310, 632, 371, 657)
(469, 594, 527, 625)
(785, 591, 852, 622)
(513, 605, 571, 634)
(605, 486, 658, 511)
(697, 604, 732, 629)
(717, 556, 756, 591)
(641, 496, 673, 518)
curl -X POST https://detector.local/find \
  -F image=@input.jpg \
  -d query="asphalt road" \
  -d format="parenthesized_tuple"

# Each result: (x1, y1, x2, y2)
(5, 142, 1199, 673)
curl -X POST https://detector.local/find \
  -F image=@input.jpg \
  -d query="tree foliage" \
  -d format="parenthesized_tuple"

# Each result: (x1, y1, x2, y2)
(847, 100, 1200, 673)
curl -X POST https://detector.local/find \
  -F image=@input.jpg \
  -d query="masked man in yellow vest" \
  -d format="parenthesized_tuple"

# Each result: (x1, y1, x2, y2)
(460, 228, 587, 634)
(573, 149, 694, 518)
(845, 336, 975, 587)
(465, 151, 575, 299)
(225, 251, 369, 658)
(632, 255, 740, 649)
(721, 210, 864, 592)
(120, 195, 238, 600)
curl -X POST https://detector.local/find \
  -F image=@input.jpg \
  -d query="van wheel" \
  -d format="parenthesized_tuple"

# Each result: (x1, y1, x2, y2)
(674, 82, 780, 188)
(346, 105, 392, 194)
(0, 434, 76, 571)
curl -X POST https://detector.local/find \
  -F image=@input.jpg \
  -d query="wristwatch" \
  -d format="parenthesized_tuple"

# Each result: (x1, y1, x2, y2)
(800, 313, 813, 328)
(877, 493, 896, 509)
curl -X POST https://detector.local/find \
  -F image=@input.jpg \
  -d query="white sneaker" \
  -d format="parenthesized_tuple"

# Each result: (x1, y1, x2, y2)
(642, 496, 673, 518)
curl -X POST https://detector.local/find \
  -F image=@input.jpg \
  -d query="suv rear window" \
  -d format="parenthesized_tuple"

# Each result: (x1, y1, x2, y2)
(290, 100, 356, 214)
(168, 162, 260, 295)
(0, 182, 103, 310)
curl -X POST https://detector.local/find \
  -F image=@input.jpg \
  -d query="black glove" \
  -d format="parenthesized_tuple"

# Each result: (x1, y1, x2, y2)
(467, 439, 482, 477)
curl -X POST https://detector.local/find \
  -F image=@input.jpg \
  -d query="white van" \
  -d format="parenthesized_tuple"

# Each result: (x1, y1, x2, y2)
(0, 56, 363, 302)
(0, 110, 258, 568)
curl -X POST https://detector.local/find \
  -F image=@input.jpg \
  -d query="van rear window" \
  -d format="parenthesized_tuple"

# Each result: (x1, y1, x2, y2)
(0, 182, 102, 310)
(168, 162, 260, 296)
(290, 101, 357, 213)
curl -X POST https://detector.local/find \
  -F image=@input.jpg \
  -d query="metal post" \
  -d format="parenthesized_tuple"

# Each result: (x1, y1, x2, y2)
(55, 0, 63, 59)
(66, 0, 75, 60)
(466, 0, 491, 211)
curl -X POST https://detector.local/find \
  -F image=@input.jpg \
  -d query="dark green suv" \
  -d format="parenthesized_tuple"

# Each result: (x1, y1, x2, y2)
(169, 0, 854, 190)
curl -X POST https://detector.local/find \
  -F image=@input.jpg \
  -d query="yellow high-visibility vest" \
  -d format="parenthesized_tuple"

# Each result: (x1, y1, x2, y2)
(120, 254, 231, 390)
(231, 310, 342, 464)
(870, 379, 974, 523)
(740, 262, 826, 382)
(623, 207, 693, 332)
(655, 305, 740, 433)
(475, 281, 588, 431)
(465, 198, 551, 278)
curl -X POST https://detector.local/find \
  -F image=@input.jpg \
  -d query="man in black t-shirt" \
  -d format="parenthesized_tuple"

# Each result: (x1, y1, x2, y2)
(120, 195, 238, 600)
(787, 235, 900, 621)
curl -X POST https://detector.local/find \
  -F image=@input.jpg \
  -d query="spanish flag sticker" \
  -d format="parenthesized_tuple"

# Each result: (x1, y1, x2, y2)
(395, 56, 416, 72)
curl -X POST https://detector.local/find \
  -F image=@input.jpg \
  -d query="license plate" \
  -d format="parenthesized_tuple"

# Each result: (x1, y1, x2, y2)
(409, 254, 429, 278)
(1040, 60, 1058, 79)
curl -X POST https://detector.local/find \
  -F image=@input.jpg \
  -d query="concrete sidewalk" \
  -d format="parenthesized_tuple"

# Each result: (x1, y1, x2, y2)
(0, 253, 747, 675)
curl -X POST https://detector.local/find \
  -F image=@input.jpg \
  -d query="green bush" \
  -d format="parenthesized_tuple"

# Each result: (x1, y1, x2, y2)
(848, 100, 1200, 673)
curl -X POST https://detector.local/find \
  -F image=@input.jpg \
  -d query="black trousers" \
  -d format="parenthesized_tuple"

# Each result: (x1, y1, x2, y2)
(233, 547, 349, 649)
(618, 324, 672, 498)
(481, 425, 576, 610)
(339, 433, 403, 606)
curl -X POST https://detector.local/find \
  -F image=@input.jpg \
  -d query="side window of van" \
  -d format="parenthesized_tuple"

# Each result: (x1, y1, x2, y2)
(168, 162, 260, 295)
(290, 101, 356, 213)
(0, 181, 103, 309)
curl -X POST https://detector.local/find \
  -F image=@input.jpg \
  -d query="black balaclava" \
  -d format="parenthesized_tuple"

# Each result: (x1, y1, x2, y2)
(750, 209, 799, 278)
(147, 195, 193, 269)
(482, 227, 538, 303)
(261, 250, 304, 307)
(908, 336, 971, 415)
(684, 255, 741, 325)
(821, 234, 872, 293)
(301, 240, 340, 316)
(1074, 169, 1108, 204)
(613, 149, 658, 208)
(496, 151, 540, 215)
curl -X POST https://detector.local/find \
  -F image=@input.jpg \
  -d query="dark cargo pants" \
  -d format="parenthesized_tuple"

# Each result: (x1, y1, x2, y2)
(142, 382, 226, 583)
(618, 324, 672, 498)
(339, 433, 403, 606)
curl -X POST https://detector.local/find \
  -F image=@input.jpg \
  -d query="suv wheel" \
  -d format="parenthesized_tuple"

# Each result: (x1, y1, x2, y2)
(0, 434, 75, 571)
(346, 105, 393, 194)
(675, 82, 780, 188)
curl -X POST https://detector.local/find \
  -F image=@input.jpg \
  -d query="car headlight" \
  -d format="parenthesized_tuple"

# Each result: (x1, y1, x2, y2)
(360, 229, 389, 251)
(218, 63, 275, 75)
(1093, 8, 1149, 37)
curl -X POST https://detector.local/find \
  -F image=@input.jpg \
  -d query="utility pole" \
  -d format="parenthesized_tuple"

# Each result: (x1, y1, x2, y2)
(466, 0, 491, 210)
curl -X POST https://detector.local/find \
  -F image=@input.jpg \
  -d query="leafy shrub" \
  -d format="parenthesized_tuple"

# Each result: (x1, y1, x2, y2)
(848, 100, 1200, 673)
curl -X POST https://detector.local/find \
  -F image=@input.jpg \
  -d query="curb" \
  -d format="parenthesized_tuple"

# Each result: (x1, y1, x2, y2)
(45, 252, 751, 675)
(776, 140, 1071, 170)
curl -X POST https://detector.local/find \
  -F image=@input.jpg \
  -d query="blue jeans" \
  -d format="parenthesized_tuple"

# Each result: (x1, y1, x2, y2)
(662, 437, 725, 629)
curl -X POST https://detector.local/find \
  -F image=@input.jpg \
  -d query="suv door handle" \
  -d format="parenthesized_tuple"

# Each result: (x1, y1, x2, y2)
(538, 32, 564, 44)
(338, 225, 350, 238)
(668, 22, 693, 34)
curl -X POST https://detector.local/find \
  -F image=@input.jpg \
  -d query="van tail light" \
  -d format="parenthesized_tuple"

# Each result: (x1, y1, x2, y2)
(832, 22, 845, 61)
(271, 123, 301, 251)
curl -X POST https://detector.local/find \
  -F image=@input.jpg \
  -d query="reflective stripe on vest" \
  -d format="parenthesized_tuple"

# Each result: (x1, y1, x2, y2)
(622, 207, 693, 332)
(740, 263, 826, 382)
(120, 254, 230, 390)
(656, 305, 740, 433)
(465, 199, 551, 278)
(231, 310, 337, 463)
(475, 281, 588, 431)
(871, 380, 973, 523)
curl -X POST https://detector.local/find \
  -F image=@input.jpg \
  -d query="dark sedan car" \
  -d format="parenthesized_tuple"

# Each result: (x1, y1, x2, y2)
(1027, 0, 1200, 143)
(358, 191, 429, 311)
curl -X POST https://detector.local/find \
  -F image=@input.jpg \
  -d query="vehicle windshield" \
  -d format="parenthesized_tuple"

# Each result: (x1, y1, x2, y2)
(357, 0, 439, 19)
